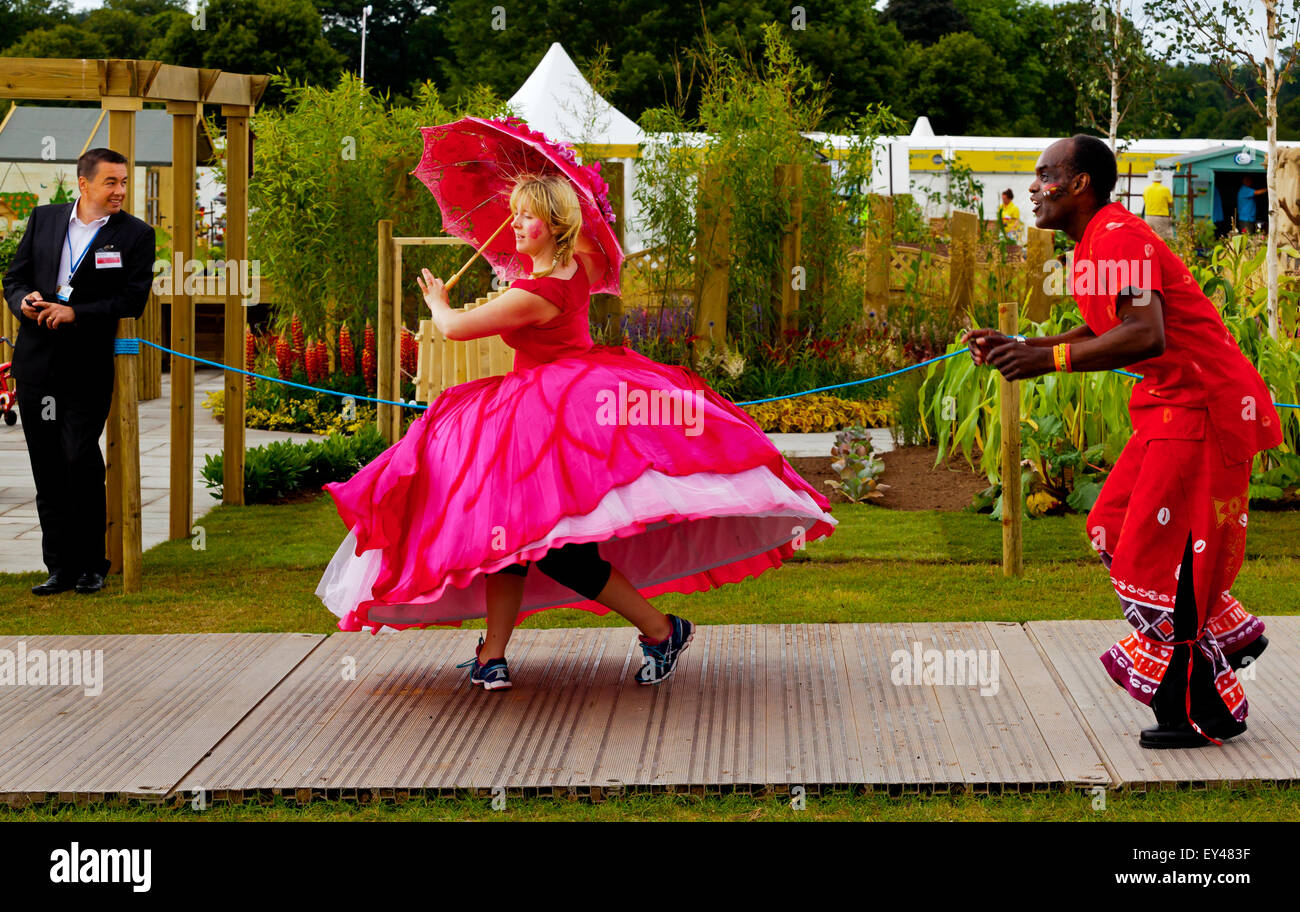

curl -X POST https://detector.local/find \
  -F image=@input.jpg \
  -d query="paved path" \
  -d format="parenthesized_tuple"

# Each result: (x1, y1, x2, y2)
(0, 369, 318, 575)
(0, 369, 877, 574)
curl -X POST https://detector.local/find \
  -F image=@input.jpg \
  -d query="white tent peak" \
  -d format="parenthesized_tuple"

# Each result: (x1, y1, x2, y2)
(508, 42, 643, 149)
(910, 116, 935, 140)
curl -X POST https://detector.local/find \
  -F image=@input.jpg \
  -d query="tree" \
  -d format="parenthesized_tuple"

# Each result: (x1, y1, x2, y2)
(2, 23, 107, 57)
(315, 0, 444, 102)
(900, 31, 1016, 134)
(0, 0, 74, 52)
(150, 0, 345, 106)
(1052, 1, 1173, 151)
(1145, 0, 1300, 337)
(881, 0, 970, 45)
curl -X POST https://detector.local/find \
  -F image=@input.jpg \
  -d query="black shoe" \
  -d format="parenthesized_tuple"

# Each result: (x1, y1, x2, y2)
(74, 571, 106, 594)
(1139, 717, 1247, 749)
(31, 572, 78, 596)
(1227, 635, 1268, 671)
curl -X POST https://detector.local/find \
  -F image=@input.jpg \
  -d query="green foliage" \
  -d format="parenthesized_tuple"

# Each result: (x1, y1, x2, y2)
(150, 0, 345, 106)
(920, 306, 1135, 517)
(633, 26, 904, 381)
(201, 424, 387, 503)
(741, 394, 893, 433)
(246, 73, 509, 343)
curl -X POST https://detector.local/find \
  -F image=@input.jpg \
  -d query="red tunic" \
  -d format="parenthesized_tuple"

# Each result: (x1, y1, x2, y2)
(1070, 203, 1282, 727)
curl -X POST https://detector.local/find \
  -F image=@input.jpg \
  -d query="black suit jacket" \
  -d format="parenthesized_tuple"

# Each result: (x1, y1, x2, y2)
(3, 203, 155, 388)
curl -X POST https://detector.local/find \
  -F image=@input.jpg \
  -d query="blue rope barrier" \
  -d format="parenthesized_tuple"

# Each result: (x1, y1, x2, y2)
(732, 350, 966, 406)
(126, 338, 429, 410)
(116, 338, 1300, 414)
(1106, 367, 1298, 409)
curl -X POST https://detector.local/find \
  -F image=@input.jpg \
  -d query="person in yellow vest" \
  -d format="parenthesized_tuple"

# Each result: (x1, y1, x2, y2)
(1143, 171, 1175, 241)
(996, 188, 1020, 243)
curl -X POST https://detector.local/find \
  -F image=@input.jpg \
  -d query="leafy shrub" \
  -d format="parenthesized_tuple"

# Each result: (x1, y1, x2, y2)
(824, 426, 889, 503)
(742, 394, 892, 432)
(202, 424, 388, 503)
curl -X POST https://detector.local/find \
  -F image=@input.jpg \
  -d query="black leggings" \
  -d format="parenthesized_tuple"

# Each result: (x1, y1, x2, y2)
(491, 541, 613, 601)
(1150, 535, 1235, 727)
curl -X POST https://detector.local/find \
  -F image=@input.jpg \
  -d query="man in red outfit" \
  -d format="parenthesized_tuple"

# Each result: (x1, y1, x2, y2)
(965, 134, 1282, 749)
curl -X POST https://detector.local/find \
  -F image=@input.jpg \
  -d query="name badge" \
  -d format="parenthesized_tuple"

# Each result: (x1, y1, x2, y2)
(56, 284, 73, 302)
(95, 250, 123, 269)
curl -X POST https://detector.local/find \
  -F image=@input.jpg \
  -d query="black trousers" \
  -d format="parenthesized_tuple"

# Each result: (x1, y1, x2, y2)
(491, 541, 612, 601)
(1149, 535, 1236, 727)
(17, 377, 114, 577)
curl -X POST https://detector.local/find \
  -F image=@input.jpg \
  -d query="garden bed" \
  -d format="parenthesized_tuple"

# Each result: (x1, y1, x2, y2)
(790, 446, 988, 511)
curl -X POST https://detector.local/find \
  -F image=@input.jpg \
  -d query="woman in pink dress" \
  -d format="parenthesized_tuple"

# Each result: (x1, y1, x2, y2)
(316, 174, 836, 690)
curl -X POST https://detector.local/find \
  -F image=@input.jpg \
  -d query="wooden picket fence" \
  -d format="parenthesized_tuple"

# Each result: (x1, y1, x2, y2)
(412, 289, 515, 403)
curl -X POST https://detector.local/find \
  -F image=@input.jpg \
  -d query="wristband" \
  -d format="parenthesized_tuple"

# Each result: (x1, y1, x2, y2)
(1012, 334, 1027, 343)
(1053, 343, 1073, 372)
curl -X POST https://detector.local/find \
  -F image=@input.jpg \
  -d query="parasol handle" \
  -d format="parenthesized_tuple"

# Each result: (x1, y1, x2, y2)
(445, 213, 514, 292)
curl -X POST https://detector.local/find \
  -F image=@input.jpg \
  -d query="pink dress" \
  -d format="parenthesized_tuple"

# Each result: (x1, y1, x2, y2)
(315, 253, 837, 632)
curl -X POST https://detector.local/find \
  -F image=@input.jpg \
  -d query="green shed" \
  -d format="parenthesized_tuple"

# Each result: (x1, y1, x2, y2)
(1156, 145, 1267, 227)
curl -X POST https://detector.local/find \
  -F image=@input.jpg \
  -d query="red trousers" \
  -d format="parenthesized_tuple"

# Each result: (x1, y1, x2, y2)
(1089, 424, 1262, 725)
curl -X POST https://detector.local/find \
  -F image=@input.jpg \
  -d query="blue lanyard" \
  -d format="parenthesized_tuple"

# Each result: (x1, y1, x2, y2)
(65, 222, 105, 280)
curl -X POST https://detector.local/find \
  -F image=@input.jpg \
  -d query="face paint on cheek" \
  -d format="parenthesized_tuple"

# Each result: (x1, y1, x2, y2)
(528, 224, 543, 239)
(1042, 183, 1063, 199)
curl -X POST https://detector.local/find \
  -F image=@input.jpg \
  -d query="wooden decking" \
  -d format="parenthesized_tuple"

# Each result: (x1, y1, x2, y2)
(1, 620, 1297, 806)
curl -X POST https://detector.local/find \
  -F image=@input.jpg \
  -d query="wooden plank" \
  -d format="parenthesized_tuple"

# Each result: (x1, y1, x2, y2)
(949, 209, 978, 314)
(985, 621, 1111, 787)
(562, 628, 639, 792)
(178, 632, 410, 792)
(0, 634, 322, 801)
(1028, 620, 1299, 788)
(0, 58, 105, 101)
(1024, 226, 1055, 322)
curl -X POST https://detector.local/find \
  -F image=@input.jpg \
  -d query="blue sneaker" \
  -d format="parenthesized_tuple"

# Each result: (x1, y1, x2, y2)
(635, 615, 695, 685)
(455, 636, 512, 691)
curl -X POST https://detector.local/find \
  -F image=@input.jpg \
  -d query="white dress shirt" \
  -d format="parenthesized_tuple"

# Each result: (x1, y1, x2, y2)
(57, 198, 111, 290)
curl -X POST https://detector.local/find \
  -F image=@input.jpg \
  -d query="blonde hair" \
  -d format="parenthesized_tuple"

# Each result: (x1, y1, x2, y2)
(509, 174, 582, 279)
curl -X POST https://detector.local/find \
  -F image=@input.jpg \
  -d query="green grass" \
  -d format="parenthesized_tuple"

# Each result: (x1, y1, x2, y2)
(2, 496, 1298, 821)
(2, 789, 1299, 822)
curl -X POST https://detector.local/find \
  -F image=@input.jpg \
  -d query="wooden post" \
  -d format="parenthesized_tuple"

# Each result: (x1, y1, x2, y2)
(1024, 226, 1056, 322)
(592, 159, 625, 330)
(693, 165, 731, 359)
(167, 100, 198, 540)
(104, 96, 140, 577)
(112, 328, 143, 593)
(949, 209, 978, 316)
(775, 163, 803, 334)
(221, 104, 251, 506)
(998, 299, 1023, 578)
(376, 220, 396, 444)
(863, 193, 892, 321)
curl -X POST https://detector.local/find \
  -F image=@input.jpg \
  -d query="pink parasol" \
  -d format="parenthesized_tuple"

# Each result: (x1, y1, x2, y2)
(412, 116, 623, 294)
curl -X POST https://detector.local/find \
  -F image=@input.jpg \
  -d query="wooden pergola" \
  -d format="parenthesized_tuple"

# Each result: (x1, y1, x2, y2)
(0, 58, 268, 592)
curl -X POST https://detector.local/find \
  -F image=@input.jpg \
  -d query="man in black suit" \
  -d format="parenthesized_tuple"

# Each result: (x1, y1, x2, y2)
(3, 148, 155, 595)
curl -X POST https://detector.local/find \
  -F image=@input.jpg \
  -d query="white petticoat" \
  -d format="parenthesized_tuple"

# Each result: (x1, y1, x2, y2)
(316, 464, 836, 631)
